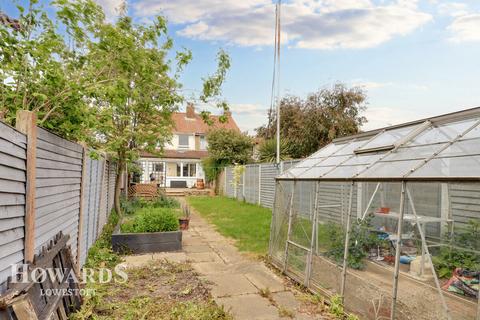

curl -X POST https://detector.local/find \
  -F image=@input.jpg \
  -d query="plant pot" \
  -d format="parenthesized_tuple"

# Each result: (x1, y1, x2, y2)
(196, 179, 205, 190)
(377, 207, 390, 214)
(179, 217, 190, 230)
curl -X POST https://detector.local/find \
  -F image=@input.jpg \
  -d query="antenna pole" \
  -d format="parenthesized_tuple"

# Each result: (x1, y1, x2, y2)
(275, 0, 281, 164)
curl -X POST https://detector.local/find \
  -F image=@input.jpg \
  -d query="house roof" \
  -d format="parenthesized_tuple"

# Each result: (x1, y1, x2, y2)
(172, 112, 240, 134)
(141, 149, 209, 160)
(279, 106, 480, 182)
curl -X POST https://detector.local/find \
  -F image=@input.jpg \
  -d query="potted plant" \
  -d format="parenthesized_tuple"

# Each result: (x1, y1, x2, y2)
(179, 204, 191, 230)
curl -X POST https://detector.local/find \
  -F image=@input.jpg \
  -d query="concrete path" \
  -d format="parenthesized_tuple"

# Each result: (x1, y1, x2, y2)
(123, 208, 323, 320)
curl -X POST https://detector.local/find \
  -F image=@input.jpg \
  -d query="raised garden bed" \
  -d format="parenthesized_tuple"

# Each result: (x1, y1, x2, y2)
(112, 227, 182, 253)
(112, 197, 186, 254)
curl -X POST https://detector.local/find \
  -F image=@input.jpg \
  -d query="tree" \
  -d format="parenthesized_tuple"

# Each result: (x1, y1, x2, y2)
(257, 84, 367, 158)
(202, 128, 253, 183)
(257, 139, 292, 163)
(0, 0, 103, 141)
(88, 10, 231, 214)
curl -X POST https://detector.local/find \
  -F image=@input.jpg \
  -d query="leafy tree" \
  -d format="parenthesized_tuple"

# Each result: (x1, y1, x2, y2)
(257, 84, 367, 158)
(0, 0, 103, 141)
(88, 8, 231, 214)
(257, 139, 292, 163)
(203, 128, 253, 183)
(206, 128, 253, 164)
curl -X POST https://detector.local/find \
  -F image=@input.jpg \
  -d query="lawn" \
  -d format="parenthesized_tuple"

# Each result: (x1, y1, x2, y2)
(187, 196, 272, 255)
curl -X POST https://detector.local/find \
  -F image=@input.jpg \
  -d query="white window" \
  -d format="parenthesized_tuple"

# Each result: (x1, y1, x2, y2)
(200, 135, 207, 150)
(176, 163, 196, 177)
(178, 134, 189, 148)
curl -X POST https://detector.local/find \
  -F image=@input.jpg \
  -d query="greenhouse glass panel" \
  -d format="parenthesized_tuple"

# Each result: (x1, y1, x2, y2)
(358, 159, 424, 178)
(409, 156, 480, 178)
(355, 124, 421, 152)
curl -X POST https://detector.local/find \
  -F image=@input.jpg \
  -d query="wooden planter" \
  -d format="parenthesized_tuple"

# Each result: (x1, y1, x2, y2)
(112, 226, 182, 254)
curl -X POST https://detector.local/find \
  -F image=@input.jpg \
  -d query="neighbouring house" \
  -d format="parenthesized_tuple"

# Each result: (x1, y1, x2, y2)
(138, 103, 240, 188)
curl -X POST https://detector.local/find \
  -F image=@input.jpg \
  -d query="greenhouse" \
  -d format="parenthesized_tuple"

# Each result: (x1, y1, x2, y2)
(269, 108, 480, 320)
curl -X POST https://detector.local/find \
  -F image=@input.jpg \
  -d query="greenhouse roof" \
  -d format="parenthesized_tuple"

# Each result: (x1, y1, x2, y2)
(279, 107, 480, 181)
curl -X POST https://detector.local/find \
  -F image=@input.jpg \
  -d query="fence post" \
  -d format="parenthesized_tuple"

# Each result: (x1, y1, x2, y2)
(96, 158, 107, 236)
(76, 144, 88, 272)
(16, 110, 37, 263)
(242, 168, 246, 201)
(258, 165, 262, 205)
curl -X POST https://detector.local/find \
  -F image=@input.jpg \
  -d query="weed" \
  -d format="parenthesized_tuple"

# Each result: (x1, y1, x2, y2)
(278, 306, 295, 318)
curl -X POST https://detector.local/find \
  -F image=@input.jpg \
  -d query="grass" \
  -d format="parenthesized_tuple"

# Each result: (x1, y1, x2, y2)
(187, 196, 272, 255)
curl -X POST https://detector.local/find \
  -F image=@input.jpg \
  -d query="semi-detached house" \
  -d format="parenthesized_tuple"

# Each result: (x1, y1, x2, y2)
(138, 103, 240, 188)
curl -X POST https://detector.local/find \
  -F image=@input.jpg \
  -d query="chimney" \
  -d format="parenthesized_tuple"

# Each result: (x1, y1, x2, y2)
(186, 103, 195, 118)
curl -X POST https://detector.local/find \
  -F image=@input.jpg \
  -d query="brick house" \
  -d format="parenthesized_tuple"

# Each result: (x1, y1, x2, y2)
(138, 103, 240, 188)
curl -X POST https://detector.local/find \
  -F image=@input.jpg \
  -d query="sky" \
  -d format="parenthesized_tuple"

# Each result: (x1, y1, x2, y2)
(2, 0, 480, 134)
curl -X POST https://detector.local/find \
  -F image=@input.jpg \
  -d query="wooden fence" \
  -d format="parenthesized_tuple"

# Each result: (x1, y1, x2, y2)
(0, 111, 116, 291)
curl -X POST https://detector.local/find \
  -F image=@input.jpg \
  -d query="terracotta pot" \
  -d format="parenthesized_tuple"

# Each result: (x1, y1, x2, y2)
(377, 207, 390, 214)
(196, 179, 205, 190)
(179, 218, 190, 230)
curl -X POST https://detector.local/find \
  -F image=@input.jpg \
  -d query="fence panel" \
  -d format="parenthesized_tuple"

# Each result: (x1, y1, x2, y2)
(0, 118, 115, 291)
(225, 167, 234, 198)
(244, 165, 259, 204)
(0, 122, 27, 289)
(259, 163, 279, 208)
(35, 128, 83, 261)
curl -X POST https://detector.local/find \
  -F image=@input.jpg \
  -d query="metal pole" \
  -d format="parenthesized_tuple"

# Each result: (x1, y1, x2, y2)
(361, 182, 381, 220)
(406, 187, 451, 319)
(390, 181, 407, 320)
(305, 181, 320, 287)
(283, 180, 296, 273)
(275, 0, 281, 164)
(340, 182, 355, 300)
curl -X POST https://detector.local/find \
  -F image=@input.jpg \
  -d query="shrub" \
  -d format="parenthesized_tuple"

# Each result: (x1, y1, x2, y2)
(151, 196, 180, 209)
(121, 207, 179, 233)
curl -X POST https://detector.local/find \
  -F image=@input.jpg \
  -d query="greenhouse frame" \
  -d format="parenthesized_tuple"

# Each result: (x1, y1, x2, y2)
(269, 107, 480, 320)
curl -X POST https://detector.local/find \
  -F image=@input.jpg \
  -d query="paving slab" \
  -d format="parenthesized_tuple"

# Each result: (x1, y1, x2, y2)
(217, 294, 280, 320)
(183, 244, 212, 253)
(122, 254, 154, 267)
(191, 262, 230, 275)
(245, 270, 286, 293)
(202, 273, 258, 297)
(272, 291, 300, 311)
(186, 251, 223, 263)
(151, 251, 188, 263)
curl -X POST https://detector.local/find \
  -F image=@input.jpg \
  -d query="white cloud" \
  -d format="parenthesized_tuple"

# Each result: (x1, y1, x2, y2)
(448, 13, 480, 42)
(94, 0, 123, 20)
(362, 107, 426, 131)
(132, 0, 432, 49)
(350, 80, 393, 90)
(437, 2, 469, 17)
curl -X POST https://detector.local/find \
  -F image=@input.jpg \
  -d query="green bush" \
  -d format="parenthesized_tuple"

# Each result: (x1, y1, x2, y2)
(121, 207, 179, 233)
(151, 196, 180, 209)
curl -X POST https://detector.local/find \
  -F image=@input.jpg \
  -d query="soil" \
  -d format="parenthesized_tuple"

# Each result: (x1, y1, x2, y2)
(73, 260, 232, 320)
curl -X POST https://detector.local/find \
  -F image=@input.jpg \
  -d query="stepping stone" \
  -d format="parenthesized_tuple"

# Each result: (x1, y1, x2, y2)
(201, 274, 258, 297)
(217, 293, 279, 320)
